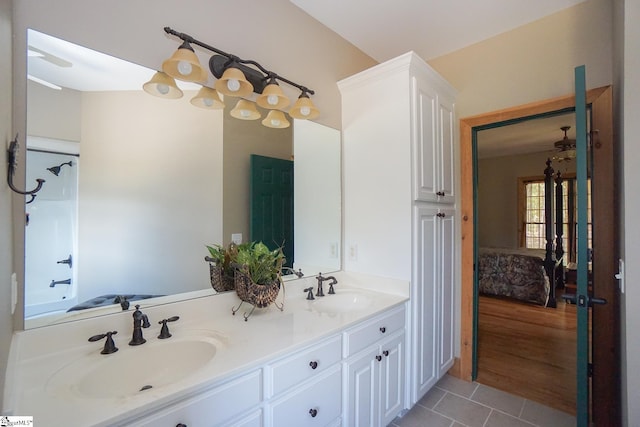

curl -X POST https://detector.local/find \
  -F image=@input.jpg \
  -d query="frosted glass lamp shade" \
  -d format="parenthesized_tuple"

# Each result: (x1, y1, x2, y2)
(190, 86, 225, 109)
(257, 81, 289, 110)
(162, 41, 207, 83)
(143, 71, 183, 99)
(288, 94, 319, 120)
(262, 110, 290, 129)
(230, 99, 261, 120)
(214, 67, 254, 97)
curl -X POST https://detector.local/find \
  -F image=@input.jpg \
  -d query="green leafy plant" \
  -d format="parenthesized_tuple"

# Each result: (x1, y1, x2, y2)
(235, 241, 285, 285)
(206, 242, 244, 279)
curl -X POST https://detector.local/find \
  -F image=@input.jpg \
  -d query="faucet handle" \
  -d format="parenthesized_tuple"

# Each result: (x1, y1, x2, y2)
(88, 331, 118, 354)
(303, 287, 315, 300)
(158, 316, 180, 339)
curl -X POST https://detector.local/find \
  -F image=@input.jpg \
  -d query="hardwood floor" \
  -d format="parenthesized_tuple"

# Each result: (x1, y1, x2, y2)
(476, 295, 578, 415)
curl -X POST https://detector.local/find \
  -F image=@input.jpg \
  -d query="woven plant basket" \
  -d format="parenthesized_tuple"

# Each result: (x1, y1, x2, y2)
(234, 267, 281, 308)
(208, 262, 235, 293)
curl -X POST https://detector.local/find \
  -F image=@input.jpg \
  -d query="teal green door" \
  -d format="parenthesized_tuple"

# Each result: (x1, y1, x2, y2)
(250, 154, 294, 268)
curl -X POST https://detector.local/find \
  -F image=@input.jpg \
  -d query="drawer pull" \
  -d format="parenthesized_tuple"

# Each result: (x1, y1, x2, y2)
(376, 355, 382, 362)
(176, 424, 187, 427)
(379, 327, 386, 333)
(383, 350, 389, 357)
(309, 360, 318, 370)
(309, 408, 318, 417)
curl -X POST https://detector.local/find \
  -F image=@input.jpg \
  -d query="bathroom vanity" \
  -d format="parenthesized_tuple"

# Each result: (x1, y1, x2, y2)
(4, 273, 409, 426)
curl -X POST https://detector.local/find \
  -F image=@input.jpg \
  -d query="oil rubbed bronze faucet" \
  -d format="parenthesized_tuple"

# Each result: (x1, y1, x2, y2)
(129, 304, 150, 346)
(315, 273, 338, 297)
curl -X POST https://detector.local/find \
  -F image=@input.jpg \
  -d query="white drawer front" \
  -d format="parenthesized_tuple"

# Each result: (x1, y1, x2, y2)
(344, 305, 406, 357)
(269, 335, 342, 396)
(131, 370, 262, 427)
(270, 366, 342, 427)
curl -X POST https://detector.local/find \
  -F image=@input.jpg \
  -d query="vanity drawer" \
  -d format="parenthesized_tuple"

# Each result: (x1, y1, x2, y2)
(269, 365, 342, 427)
(268, 335, 341, 396)
(343, 305, 406, 357)
(130, 369, 262, 427)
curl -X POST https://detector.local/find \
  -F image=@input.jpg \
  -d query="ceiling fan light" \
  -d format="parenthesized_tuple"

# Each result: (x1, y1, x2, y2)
(289, 93, 319, 120)
(143, 71, 183, 99)
(230, 99, 261, 120)
(190, 86, 225, 109)
(214, 66, 254, 97)
(262, 110, 290, 129)
(162, 41, 207, 83)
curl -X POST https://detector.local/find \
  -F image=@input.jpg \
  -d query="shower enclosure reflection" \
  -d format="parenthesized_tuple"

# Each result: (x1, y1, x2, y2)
(25, 139, 79, 317)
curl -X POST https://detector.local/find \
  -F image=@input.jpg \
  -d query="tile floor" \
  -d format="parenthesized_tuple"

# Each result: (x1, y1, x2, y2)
(390, 375, 576, 427)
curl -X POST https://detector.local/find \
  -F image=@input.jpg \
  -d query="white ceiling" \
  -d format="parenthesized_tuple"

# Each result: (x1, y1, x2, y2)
(289, 0, 588, 63)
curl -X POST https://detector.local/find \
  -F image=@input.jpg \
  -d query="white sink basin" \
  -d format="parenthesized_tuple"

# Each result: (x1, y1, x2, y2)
(310, 289, 374, 314)
(46, 333, 222, 399)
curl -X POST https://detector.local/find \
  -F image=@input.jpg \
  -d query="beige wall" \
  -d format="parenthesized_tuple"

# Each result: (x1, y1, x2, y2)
(478, 152, 576, 249)
(27, 81, 81, 141)
(222, 103, 293, 246)
(1, 0, 14, 409)
(428, 0, 613, 119)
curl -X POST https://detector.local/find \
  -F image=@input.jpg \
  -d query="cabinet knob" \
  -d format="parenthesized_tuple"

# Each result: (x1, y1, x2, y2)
(176, 424, 187, 427)
(309, 360, 318, 370)
(437, 212, 446, 218)
(383, 350, 389, 357)
(376, 355, 382, 362)
(436, 191, 445, 196)
(309, 408, 318, 418)
(379, 327, 386, 333)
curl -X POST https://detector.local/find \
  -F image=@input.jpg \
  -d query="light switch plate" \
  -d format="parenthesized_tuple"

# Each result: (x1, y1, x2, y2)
(231, 233, 243, 245)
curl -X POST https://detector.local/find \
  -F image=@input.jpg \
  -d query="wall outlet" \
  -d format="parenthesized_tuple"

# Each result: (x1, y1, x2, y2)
(330, 242, 338, 258)
(231, 233, 243, 245)
(349, 244, 358, 261)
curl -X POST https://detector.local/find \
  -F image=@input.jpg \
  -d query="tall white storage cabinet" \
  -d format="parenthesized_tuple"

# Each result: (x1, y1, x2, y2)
(338, 51, 458, 410)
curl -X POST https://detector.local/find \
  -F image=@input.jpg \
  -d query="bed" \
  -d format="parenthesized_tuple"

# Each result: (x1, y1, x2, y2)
(478, 159, 565, 308)
(478, 248, 550, 306)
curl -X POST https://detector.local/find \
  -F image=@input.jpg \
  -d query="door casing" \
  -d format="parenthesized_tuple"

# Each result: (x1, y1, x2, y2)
(457, 86, 620, 425)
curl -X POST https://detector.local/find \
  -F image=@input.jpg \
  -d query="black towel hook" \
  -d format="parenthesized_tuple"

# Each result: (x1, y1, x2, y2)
(7, 134, 45, 203)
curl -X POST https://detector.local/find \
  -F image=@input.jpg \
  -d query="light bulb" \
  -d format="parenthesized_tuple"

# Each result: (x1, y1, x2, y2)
(241, 109, 251, 118)
(227, 79, 240, 92)
(157, 84, 169, 95)
(271, 119, 281, 127)
(267, 94, 279, 106)
(203, 98, 214, 107)
(300, 106, 311, 116)
(177, 60, 193, 76)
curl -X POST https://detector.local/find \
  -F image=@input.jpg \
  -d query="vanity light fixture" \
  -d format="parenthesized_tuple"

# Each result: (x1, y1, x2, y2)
(162, 40, 207, 83)
(230, 99, 261, 120)
(288, 90, 320, 120)
(143, 71, 183, 99)
(262, 110, 290, 129)
(190, 86, 225, 109)
(256, 76, 289, 110)
(154, 27, 319, 125)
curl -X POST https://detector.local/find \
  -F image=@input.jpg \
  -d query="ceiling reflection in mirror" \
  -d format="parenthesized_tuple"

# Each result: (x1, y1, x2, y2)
(24, 29, 341, 329)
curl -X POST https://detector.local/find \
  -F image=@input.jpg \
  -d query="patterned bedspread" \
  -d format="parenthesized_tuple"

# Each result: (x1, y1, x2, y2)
(478, 248, 550, 306)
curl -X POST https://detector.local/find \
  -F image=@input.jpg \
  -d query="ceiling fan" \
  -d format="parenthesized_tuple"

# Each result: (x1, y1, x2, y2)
(27, 45, 72, 68)
(552, 126, 576, 162)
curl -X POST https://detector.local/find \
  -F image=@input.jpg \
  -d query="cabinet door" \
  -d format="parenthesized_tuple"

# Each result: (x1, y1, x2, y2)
(437, 95, 455, 203)
(412, 205, 439, 402)
(438, 208, 456, 375)
(345, 348, 379, 427)
(412, 77, 439, 203)
(379, 332, 405, 427)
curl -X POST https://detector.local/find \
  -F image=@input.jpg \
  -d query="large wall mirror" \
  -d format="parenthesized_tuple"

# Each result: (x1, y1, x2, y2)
(24, 29, 341, 329)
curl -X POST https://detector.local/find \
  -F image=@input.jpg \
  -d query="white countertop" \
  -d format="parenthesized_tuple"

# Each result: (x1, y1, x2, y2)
(5, 271, 409, 427)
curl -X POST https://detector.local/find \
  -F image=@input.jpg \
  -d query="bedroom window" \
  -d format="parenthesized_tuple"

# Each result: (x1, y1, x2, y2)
(519, 176, 591, 263)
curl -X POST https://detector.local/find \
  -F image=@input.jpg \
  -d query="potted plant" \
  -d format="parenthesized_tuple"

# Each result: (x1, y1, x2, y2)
(232, 241, 286, 317)
(205, 242, 243, 292)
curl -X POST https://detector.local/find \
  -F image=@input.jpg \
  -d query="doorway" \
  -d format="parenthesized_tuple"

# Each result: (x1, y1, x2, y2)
(457, 86, 620, 425)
